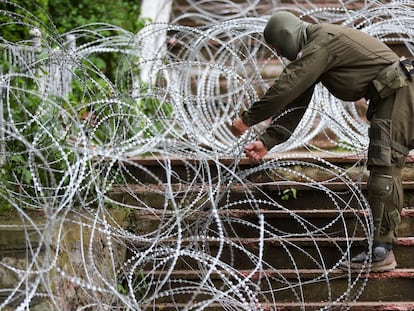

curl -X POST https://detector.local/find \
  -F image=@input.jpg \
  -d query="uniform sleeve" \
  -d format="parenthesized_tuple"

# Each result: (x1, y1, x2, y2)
(259, 85, 315, 150)
(241, 47, 329, 126)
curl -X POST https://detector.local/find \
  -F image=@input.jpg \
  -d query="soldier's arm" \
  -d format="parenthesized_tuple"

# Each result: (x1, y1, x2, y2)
(258, 85, 315, 150)
(241, 47, 329, 126)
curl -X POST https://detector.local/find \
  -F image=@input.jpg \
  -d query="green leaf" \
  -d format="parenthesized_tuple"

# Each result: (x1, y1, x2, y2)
(117, 283, 127, 295)
(281, 188, 297, 200)
(290, 188, 297, 199)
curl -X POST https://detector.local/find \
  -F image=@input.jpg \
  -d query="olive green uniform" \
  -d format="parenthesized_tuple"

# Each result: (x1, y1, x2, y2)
(241, 23, 414, 247)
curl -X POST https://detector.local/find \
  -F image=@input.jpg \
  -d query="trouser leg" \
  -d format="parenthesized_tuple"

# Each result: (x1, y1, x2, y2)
(341, 166, 401, 271)
(342, 74, 414, 272)
(367, 166, 403, 246)
(366, 86, 412, 247)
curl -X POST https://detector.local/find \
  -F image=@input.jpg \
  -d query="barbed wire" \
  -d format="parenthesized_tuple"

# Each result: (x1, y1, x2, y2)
(0, 0, 413, 310)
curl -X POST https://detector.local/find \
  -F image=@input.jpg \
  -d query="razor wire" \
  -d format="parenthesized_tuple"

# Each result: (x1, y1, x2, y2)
(0, 0, 413, 310)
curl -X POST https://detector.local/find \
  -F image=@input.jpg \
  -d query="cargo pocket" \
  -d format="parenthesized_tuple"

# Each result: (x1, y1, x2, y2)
(387, 209, 401, 230)
(367, 119, 392, 167)
(380, 209, 401, 236)
(367, 173, 393, 198)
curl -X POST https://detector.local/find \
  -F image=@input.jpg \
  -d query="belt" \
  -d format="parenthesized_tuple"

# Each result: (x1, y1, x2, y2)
(370, 166, 402, 177)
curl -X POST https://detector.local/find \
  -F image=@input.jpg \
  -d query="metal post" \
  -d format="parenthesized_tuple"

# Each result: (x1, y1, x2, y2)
(29, 28, 42, 49)
(137, 0, 173, 86)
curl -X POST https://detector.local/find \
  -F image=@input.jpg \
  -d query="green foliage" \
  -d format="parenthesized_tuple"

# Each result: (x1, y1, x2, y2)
(281, 188, 297, 201)
(47, 0, 144, 81)
(1, 0, 143, 40)
(137, 95, 173, 131)
(0, 202, 13, 214)
(0, 187, 13, 214)
(334, 139, 356, 151)
(47, 0, 143, 34)
(0, 0, 50, 42)
(0, 74, 75, 206)
(1, 1, 144, 81)
(117, 283, 127, 295)
(0, 1, 173, 210)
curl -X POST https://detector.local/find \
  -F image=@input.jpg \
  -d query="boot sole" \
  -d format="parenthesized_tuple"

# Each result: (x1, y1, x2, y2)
(338, 260, 397, 273)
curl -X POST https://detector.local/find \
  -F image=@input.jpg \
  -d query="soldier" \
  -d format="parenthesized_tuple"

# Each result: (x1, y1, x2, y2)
(231, 11, 414, 272)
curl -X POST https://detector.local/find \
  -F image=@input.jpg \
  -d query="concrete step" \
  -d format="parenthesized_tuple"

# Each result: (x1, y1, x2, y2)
(127, 236, 413, 270)
(113, 153, 414, 307)
(0, 217, 44, 259)
(115, 154, 414, 208)
(125, 268, 414, 306)
(109, 181, 414, 209)
(142, 301, 414, 311)
(122, 154, 414, 182)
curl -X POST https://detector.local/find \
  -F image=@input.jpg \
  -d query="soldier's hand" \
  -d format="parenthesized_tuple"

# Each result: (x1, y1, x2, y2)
(231, 118, 249, 137)
(244, 140, 268, 160)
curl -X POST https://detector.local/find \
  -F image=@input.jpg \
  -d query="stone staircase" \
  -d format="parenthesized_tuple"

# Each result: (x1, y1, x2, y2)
(149, 2, 414, 307)
(110, 152, 414, 310)
(1, 2, 413, 309)
(1, 152, 413, 310)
